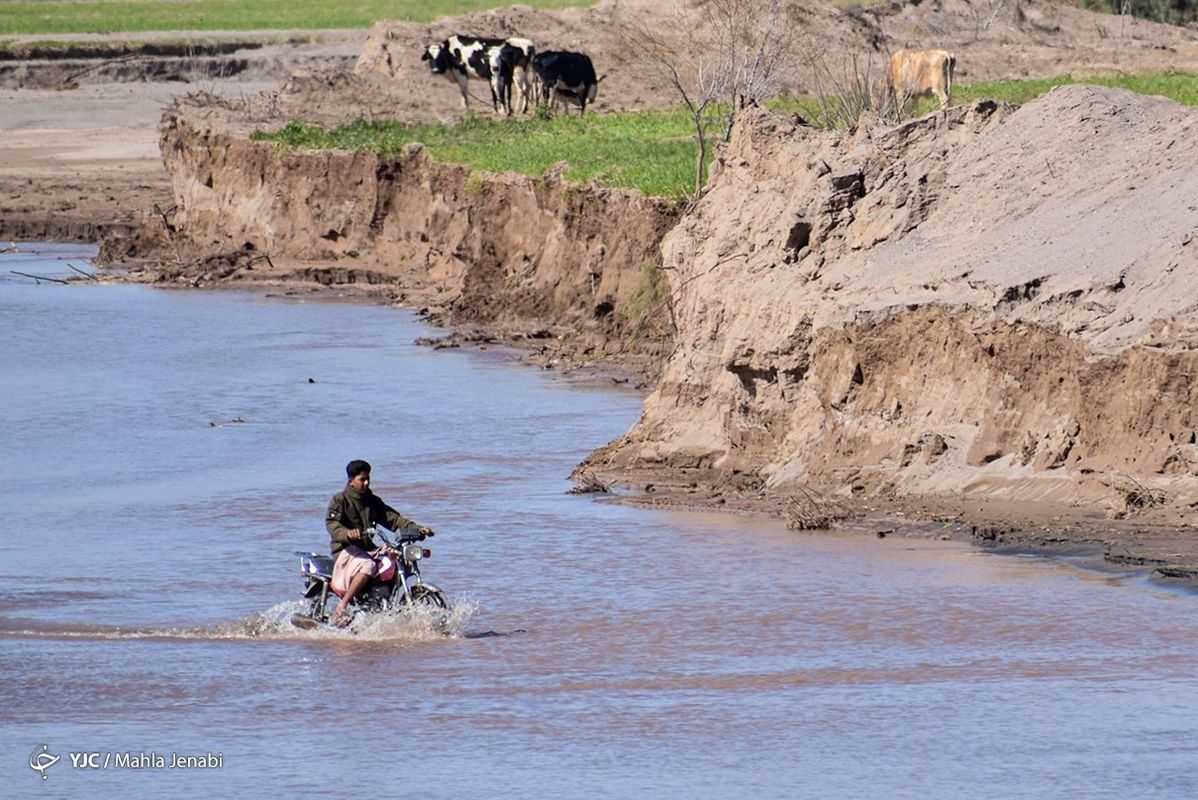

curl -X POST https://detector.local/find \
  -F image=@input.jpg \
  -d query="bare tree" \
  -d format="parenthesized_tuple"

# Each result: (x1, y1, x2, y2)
(620, 0, 803, 196)
(698, 0, 801, 140)
(622, 2, 729, 196)
(803, 48, 888, 128)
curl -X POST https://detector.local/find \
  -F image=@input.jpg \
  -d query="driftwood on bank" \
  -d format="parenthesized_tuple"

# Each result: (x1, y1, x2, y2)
(10, 270, 71, 284)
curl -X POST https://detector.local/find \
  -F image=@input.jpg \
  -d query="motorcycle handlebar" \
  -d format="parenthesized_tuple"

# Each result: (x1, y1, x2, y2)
(370, 526, 434, 546)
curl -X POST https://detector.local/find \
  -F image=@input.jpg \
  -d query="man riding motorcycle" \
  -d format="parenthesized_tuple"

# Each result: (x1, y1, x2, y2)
(326, 459, 434, 626)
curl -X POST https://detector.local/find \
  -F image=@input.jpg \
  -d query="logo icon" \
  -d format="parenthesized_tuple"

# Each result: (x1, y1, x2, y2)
(29, 744, 60, 780)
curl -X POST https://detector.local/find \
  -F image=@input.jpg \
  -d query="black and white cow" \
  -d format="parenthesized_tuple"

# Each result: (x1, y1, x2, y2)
(422, 35, 505, 112)
(421, 35, 535, 116)
(492, 38, 535, 115)
(530, 51, 604, 116)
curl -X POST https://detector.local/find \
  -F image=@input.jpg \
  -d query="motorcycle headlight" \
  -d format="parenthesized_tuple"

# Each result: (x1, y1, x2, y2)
(403, 544, 425, 561)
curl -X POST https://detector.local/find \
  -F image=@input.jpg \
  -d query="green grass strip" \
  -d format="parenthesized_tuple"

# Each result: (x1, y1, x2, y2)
(0, 0, 596, 36)
(767, 71, 1198, 124)
(252, 109, 702, 199)
(956, 71, 1198, 107)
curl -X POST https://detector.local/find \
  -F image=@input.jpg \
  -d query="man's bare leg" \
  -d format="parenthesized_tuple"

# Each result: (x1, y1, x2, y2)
(334, 572, 372, 626)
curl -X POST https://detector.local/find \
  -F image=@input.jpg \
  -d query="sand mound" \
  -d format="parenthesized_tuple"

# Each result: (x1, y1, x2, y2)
(590, 84, 1198, 527)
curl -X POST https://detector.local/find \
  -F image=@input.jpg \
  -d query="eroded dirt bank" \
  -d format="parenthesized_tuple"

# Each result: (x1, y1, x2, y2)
(141, 101, 678, 373)
(581, 87, 1198, 576)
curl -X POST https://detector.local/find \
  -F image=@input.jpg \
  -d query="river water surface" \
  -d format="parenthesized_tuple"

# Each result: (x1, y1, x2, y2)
(2, 244, 1196, 798)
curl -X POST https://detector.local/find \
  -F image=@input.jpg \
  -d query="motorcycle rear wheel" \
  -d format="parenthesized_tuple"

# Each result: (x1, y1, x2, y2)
(291, 590, 338, 629)
(308, 589, 339, 624)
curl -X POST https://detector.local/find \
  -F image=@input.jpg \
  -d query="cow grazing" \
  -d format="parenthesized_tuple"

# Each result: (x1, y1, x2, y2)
(885, 49, 956, 110)
(422, 35, 511, 113)
(492, 38, 535, 115)
(530, 51, 604, 116)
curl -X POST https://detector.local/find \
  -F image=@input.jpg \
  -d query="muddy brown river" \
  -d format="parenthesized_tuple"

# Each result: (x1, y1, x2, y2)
(2, 244, 1196, 798)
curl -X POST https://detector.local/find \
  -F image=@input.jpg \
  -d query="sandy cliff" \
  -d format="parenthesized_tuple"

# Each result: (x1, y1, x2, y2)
(586, 86, 1198, 528)
(142, 17, 1198, 571)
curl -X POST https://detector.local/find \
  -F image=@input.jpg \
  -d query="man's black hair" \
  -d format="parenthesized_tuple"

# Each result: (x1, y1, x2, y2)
(346, 459, 372, 479)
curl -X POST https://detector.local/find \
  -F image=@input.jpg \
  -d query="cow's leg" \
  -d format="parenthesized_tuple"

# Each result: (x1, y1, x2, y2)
(515, 68, 529, 114)
(498, 73, 513, 116)
(488, 76, 502, 114)
(536, 76, 552, 112)
(935, 59, 952, 108)
(457, 71, 470, 108)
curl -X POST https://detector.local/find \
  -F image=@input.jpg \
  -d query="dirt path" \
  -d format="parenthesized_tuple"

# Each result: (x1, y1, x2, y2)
(0, 30, 360, 244)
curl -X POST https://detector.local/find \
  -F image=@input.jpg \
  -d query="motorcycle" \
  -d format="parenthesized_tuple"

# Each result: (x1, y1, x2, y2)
(290, 526, 448, 629)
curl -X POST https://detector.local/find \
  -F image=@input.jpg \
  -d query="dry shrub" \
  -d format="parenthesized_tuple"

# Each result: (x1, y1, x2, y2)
(568, 471, 613, 494)
(802, 49, 891, 127)
(781, 486, 854, 530)
(1104, 475, 1166, 519)
(618, 0, 804, 194)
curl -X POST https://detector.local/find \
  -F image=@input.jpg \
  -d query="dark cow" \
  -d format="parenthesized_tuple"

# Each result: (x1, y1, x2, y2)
(421, 35, 535, 116)
(530, 51, 604, 116)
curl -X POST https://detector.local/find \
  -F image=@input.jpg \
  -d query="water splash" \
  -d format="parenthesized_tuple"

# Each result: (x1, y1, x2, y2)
(229, 596, 480, 641)
(0, 597, 479, 642)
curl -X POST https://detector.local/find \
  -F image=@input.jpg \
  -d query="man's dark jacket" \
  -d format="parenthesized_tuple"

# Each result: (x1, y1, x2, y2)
(326, 484, 419, 556)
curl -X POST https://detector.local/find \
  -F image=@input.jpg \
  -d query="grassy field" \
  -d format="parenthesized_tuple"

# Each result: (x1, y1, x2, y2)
(955, 72, 1198, 106)
(251, 71, 1198, 199)
(0, 0, 595, 36)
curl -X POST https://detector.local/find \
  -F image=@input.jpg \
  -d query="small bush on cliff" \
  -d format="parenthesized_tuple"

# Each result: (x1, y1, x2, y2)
(1078, 0, 1197, 26)
(620, 263, 669, 339)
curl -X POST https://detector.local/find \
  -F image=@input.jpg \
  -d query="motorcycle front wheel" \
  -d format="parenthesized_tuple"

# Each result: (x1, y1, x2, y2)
(404, 584, 448, 609)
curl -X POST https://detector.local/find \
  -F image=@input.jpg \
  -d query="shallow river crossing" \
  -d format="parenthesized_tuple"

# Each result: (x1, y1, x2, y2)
(1, 244, 1196, 799)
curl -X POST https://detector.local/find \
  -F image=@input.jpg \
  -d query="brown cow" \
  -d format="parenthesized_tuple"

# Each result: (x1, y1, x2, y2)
(885, 49, 956, 110)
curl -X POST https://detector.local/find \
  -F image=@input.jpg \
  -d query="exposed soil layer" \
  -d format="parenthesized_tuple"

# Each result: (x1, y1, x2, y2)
(139, 102, 678, 374)
(6, 1, 1198, 579)
(581, 88, 1198, 578)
